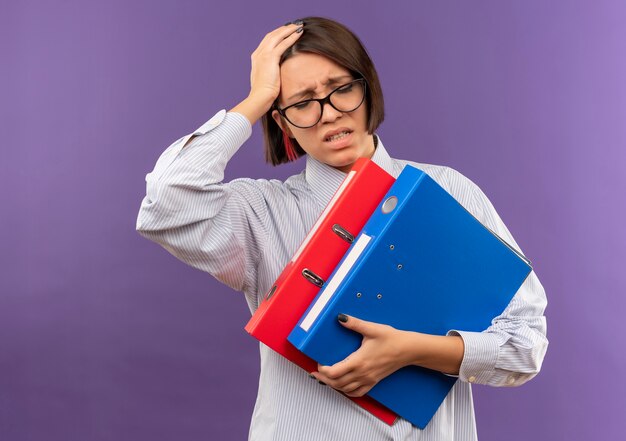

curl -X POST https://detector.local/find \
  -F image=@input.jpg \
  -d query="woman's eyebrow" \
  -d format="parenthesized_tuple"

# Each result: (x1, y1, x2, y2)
(287, 75, 353, 101)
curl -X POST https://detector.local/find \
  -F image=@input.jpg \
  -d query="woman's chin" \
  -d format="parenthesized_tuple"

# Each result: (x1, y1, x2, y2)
(311, 143, 371, 172)
(327, 154, 360, 172)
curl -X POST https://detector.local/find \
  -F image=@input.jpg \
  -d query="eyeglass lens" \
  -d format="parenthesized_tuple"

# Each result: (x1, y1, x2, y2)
(283, 80, 365, 128)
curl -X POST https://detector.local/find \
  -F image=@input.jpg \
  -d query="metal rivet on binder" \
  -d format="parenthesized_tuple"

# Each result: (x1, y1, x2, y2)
(397, 264, 403, 270)
(332, 224, 354, 243)
(382, 196, 398, 214)
(377, 294, 383, 299)
(356, 292, 362, 298)
(265, 285, 277, 301)
(301, 269, 325, 288)
(389, 245, 395, 250)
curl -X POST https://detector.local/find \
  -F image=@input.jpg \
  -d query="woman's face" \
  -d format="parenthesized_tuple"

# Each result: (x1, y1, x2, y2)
(272, 53, 375, 172)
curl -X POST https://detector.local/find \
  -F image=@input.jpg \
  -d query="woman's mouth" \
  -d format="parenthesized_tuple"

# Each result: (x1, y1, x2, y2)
(325, 130, 352, 142)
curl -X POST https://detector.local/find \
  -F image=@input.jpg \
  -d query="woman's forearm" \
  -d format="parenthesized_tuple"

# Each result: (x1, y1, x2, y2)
(397, 330, 464, 376)
(229, 93, 275, 126)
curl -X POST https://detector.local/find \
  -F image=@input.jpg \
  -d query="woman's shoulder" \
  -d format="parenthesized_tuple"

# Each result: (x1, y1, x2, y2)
(226, 169, 311, 205)
(395, 159, 476, 193)
(392, 158, 481, 203)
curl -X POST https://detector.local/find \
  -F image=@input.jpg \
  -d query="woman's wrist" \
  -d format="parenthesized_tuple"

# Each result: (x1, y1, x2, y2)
(229, 92, 276, 126)
(399, 330, 464, 376)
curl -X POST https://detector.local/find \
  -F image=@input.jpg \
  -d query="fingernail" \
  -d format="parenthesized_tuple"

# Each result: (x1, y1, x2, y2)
(318, 380, 326, 385)
(309, 374, 316, 379)
(294, 19, 304, 25)
(338, 313, 348, 323)
(296, 26, 303, 33)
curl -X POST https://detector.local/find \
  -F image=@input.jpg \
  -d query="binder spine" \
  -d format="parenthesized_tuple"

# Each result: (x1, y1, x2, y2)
(290, 170, 357, 263)
(289, 166, 428, 358)
(288, 233, 374, 356)
(360, 167, 425, 235)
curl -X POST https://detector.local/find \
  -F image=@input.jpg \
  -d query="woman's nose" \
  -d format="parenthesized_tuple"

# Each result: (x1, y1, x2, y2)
(320, 102, 343, 123)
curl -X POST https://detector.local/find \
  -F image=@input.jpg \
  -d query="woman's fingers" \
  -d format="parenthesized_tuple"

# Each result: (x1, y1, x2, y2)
(274, 25, 303, 52)
(316, 367, 363, 390)
(256, 22, 302, 54)
(248, 22, 303, 105)
(324, 375, 374, 398)
(344, 385, 372, 398)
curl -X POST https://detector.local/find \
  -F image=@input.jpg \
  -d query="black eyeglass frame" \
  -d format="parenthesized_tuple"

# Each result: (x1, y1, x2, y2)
(274, 78, 367, 129)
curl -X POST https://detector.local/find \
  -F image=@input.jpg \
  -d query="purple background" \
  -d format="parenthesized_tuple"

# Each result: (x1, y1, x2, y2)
(2, 1, 625, 440)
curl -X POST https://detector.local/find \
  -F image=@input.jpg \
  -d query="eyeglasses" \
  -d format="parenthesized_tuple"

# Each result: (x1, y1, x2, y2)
(275, 78, 367, 129)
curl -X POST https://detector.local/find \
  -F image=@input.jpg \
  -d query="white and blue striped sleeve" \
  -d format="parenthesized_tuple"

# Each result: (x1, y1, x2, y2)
(444, 168, 549, 388)
(136, 110, 268, 294)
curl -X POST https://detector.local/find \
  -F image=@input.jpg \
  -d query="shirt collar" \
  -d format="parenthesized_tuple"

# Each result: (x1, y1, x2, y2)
(304, 135, 396, 209)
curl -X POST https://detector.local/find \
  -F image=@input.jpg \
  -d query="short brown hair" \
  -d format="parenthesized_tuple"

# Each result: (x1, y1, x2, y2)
(261, 16, 385, 165)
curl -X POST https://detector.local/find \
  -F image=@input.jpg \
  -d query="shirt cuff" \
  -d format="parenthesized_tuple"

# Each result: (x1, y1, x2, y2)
(447, 330, 500, 384)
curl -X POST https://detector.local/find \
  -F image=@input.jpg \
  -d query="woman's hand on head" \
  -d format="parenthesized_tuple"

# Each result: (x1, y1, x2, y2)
(230, 22, 303, 125)
(249, 22, 303, 106)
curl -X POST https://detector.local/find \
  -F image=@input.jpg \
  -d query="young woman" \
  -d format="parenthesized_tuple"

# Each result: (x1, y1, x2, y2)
(137, 17, 548, 441)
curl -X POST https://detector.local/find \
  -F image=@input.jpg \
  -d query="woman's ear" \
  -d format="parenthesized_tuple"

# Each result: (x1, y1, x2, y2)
(272, 110, 293, 137)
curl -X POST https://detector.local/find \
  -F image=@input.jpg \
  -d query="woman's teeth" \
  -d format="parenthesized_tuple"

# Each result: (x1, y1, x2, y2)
(326, 131, 350, 142)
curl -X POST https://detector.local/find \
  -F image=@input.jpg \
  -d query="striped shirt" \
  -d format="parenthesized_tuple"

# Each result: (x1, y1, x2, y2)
(136, 110, 548, 441)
